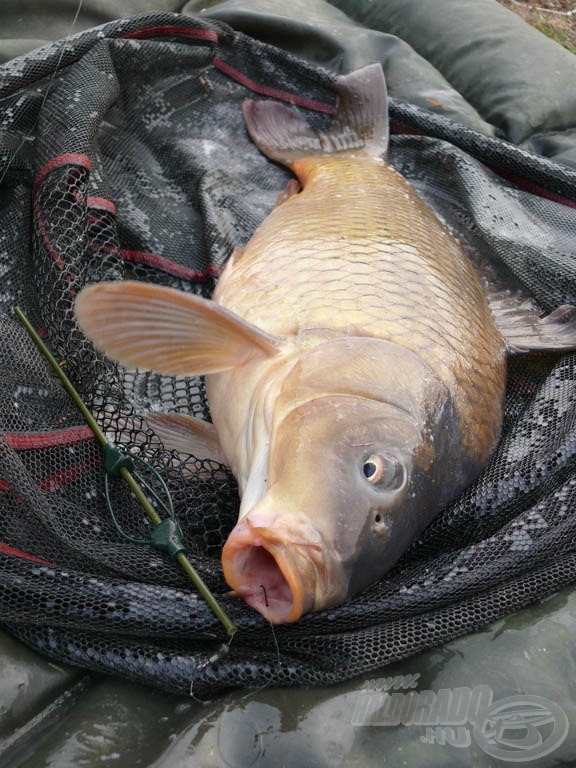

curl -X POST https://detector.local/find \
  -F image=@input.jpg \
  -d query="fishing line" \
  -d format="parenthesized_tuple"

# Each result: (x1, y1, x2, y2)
(238, 618, 282, 702)
(188, 612, 282, 702)
(0, 0, 85, 187)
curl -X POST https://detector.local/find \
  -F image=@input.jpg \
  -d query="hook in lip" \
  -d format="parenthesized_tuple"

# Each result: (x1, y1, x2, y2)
(260, 584, 269, 607)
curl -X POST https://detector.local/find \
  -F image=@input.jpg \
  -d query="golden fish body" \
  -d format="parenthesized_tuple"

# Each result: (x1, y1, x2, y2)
(77, 64, 576, 624)
(200, 85, 507, 619)
(213, 150, 505, 475)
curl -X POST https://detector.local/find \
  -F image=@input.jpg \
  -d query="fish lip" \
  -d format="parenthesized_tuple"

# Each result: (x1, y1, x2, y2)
(221, 515, 341, 623)
(231, 545, 307, 623)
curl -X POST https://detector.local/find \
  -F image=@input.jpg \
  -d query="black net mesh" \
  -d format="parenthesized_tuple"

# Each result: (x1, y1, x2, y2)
(0, 12, 575, 698)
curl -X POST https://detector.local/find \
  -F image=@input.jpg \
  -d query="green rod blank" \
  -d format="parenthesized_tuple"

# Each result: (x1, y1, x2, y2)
(13, 306, 238, 639)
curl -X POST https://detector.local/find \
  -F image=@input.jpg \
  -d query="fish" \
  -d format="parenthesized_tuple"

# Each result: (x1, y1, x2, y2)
(75, 63, 576, 624)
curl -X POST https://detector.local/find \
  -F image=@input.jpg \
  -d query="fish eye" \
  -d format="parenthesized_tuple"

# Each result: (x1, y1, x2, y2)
(362, 453, 405, 490)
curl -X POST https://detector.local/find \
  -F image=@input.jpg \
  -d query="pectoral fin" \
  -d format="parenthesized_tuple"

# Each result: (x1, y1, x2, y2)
(75, 281, 280, 375)
(144, 412, 226, 464)
(489, 292, 576, 353)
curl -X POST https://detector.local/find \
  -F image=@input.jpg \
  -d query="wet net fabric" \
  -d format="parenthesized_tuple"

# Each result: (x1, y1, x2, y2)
(0, 12, 575, 697)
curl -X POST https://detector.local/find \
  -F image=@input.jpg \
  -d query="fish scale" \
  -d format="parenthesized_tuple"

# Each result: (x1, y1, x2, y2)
(216, 152, 506, 466)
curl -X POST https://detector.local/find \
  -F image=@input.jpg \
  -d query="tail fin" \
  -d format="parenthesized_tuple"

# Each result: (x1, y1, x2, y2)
(242, 63, 389, 168)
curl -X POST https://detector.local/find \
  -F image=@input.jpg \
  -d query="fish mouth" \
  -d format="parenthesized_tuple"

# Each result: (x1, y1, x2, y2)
(222, 511, 342, 623)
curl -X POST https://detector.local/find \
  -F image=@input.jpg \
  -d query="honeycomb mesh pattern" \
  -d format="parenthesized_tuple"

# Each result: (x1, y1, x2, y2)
(0, 12, 575, 697)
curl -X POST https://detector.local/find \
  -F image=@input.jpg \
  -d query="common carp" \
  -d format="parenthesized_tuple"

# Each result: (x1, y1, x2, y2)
(76, 64, 576, 624)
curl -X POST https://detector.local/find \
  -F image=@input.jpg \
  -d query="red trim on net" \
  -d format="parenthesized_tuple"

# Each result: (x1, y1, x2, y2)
(3, 427, 95, 451)
(213, 57, 336, 115)
(33, 153, 92, 195)
(122, 26, 219, 43)
(390, 121, 424, 137)
(120, 249, 222, 281)
(0, 542, 52, 566)
(34, 197, 74, 289)
(86, 241, 222, 282)
(121, 26, 333, 113)
(34, 200, 67, 272)
(87, 196, 117, 214)
(32, 158, 92, 299)
(0, 456, 102, 495)
(490, 168, 576, 210)
(391, 122, 576, 209)
(87, 214, 110, 227)
(37, 458, 101, 492)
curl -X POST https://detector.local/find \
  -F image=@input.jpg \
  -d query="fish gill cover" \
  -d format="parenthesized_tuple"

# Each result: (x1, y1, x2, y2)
(0, 11, 575, 696)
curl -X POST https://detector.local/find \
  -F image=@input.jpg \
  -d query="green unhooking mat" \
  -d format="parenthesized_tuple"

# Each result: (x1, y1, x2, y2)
(0, 0, 575, 700)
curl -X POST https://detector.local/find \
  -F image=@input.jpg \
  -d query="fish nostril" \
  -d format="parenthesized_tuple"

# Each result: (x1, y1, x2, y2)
(372, 510, 390, 537)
